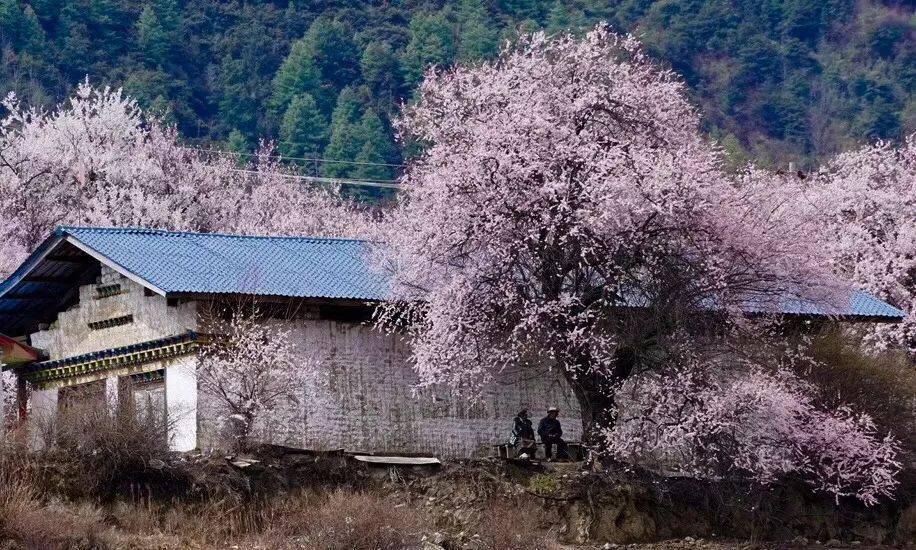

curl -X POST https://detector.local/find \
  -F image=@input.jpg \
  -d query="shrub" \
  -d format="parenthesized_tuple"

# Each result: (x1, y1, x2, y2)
(807, 331, 916, 460)
(529, 474, 559, 495)
(28, 387, 172, 499)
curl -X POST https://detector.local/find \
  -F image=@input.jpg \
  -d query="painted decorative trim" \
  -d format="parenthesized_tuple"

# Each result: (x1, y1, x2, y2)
(130, 368, 165, 385)
(95, 283, 125, 299)
(88, 314, 134, 330)
(19, 332, 200, 387)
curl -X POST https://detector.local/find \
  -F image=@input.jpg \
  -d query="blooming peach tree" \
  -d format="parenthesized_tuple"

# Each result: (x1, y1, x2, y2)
(376, 25, 900, 502)
(0, 82, 370, 277)
(609, 356, 901, 505)
(812, 137, 915, 357)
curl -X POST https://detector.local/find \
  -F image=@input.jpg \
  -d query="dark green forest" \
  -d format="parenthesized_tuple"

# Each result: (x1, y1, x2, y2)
(1, 0, 913, 178)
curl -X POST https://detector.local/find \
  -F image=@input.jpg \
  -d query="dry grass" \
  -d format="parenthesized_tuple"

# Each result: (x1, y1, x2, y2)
(256, 489, 426, 549)
(1, 479, 428, 549)
(2, 404, 431, 550)
(473, 498, 558, 549)
(0, 464, 107, 549)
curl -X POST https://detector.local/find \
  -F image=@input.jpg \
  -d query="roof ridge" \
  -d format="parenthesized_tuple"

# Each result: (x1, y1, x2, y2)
(57, 225, 372, 244)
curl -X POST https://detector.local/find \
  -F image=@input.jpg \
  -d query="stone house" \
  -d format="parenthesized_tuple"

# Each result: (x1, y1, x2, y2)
(0, 227, 906, 457)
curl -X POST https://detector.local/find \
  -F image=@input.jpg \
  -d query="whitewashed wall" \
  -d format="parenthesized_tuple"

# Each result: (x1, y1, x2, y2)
(16, 265, 583, 457)
(166, 356, 198, 452)
(198, 318, 582, 457)
(30, 267, 197, 360)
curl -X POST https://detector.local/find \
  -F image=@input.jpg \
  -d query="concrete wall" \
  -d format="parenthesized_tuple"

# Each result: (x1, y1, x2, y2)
(29, 267, 197, 360)
(198, 318, 582, 457)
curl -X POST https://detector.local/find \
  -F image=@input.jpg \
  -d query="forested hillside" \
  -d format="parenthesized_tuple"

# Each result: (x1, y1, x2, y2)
(1, 0, 913, 175)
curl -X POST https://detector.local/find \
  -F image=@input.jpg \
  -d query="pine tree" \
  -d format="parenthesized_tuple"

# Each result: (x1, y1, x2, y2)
(352, 109, 398, 182)
(321, 87, 365, 179)
(546, 0, 587, 35)
(498, 0, 547, 22)
(279, 93, 328, 159)
(402, 10, 457, 89)
(0, 0, 44, 52)
(457, 0, 500, 62)
(304, 16, 360, 92)
(136, 0, 181, 67)
(225, 129, 251, 158)
(19, 5, 44, 53)
(217, 55, 258, 138)
(270, 38, 322, 121)
(361, 42, 403, 114)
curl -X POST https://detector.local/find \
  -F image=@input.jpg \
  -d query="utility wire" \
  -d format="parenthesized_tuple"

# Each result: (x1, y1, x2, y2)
(185, 145, 406, 169)
(229, 168, 401, 189)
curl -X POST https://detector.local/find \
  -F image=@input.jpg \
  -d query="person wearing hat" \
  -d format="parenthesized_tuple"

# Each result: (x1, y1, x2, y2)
(509, 408, 537, 459)
(538, 407, 568, 460)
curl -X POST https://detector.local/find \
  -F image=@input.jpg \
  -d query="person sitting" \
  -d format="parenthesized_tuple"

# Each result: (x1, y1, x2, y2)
(509, 408, 537, 459)
(537, 407, 568, 461)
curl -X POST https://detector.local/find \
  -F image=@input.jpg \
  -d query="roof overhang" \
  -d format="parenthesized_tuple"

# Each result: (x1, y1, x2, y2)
(0, 230, 165, 337)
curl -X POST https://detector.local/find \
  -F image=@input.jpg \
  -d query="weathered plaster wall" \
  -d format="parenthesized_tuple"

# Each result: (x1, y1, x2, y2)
(16, 265, 582, 458)
(198, 318, 582, 457)
(0, 370, 16, 433)
(21, 267, 199, 452)
(28, 386, 58, 449)
(29, 267, 197, 359)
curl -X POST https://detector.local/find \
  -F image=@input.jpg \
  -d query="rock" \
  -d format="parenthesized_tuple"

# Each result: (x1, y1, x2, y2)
(602, 544, 618, 549)
(148, 458, 166, 470)
(825, 539, 842, 547)
(684, 536, 695, 543)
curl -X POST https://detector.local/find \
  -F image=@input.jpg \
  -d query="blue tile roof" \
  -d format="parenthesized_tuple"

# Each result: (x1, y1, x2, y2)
(0, 226, 906, 336)
(60, 226, 386, 299)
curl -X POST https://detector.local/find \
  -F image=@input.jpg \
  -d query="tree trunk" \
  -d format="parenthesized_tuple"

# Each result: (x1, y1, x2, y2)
(562, 348, 635, 452)
(566, 370, 618, 450)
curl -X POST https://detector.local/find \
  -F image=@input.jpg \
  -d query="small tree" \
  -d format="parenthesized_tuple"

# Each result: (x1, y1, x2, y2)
(197, 305, 301, 451)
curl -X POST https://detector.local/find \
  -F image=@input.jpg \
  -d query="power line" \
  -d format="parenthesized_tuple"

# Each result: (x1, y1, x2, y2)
(185, 145, 405, 169)
(229, 168, 401, 189)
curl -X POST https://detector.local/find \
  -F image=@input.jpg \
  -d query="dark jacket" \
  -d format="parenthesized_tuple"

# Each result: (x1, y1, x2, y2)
(512, 415, 535, 441)
(538, 416, 562, 440)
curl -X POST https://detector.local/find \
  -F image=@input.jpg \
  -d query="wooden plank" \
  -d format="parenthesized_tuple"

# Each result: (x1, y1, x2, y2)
(352, 455, 441, 466)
